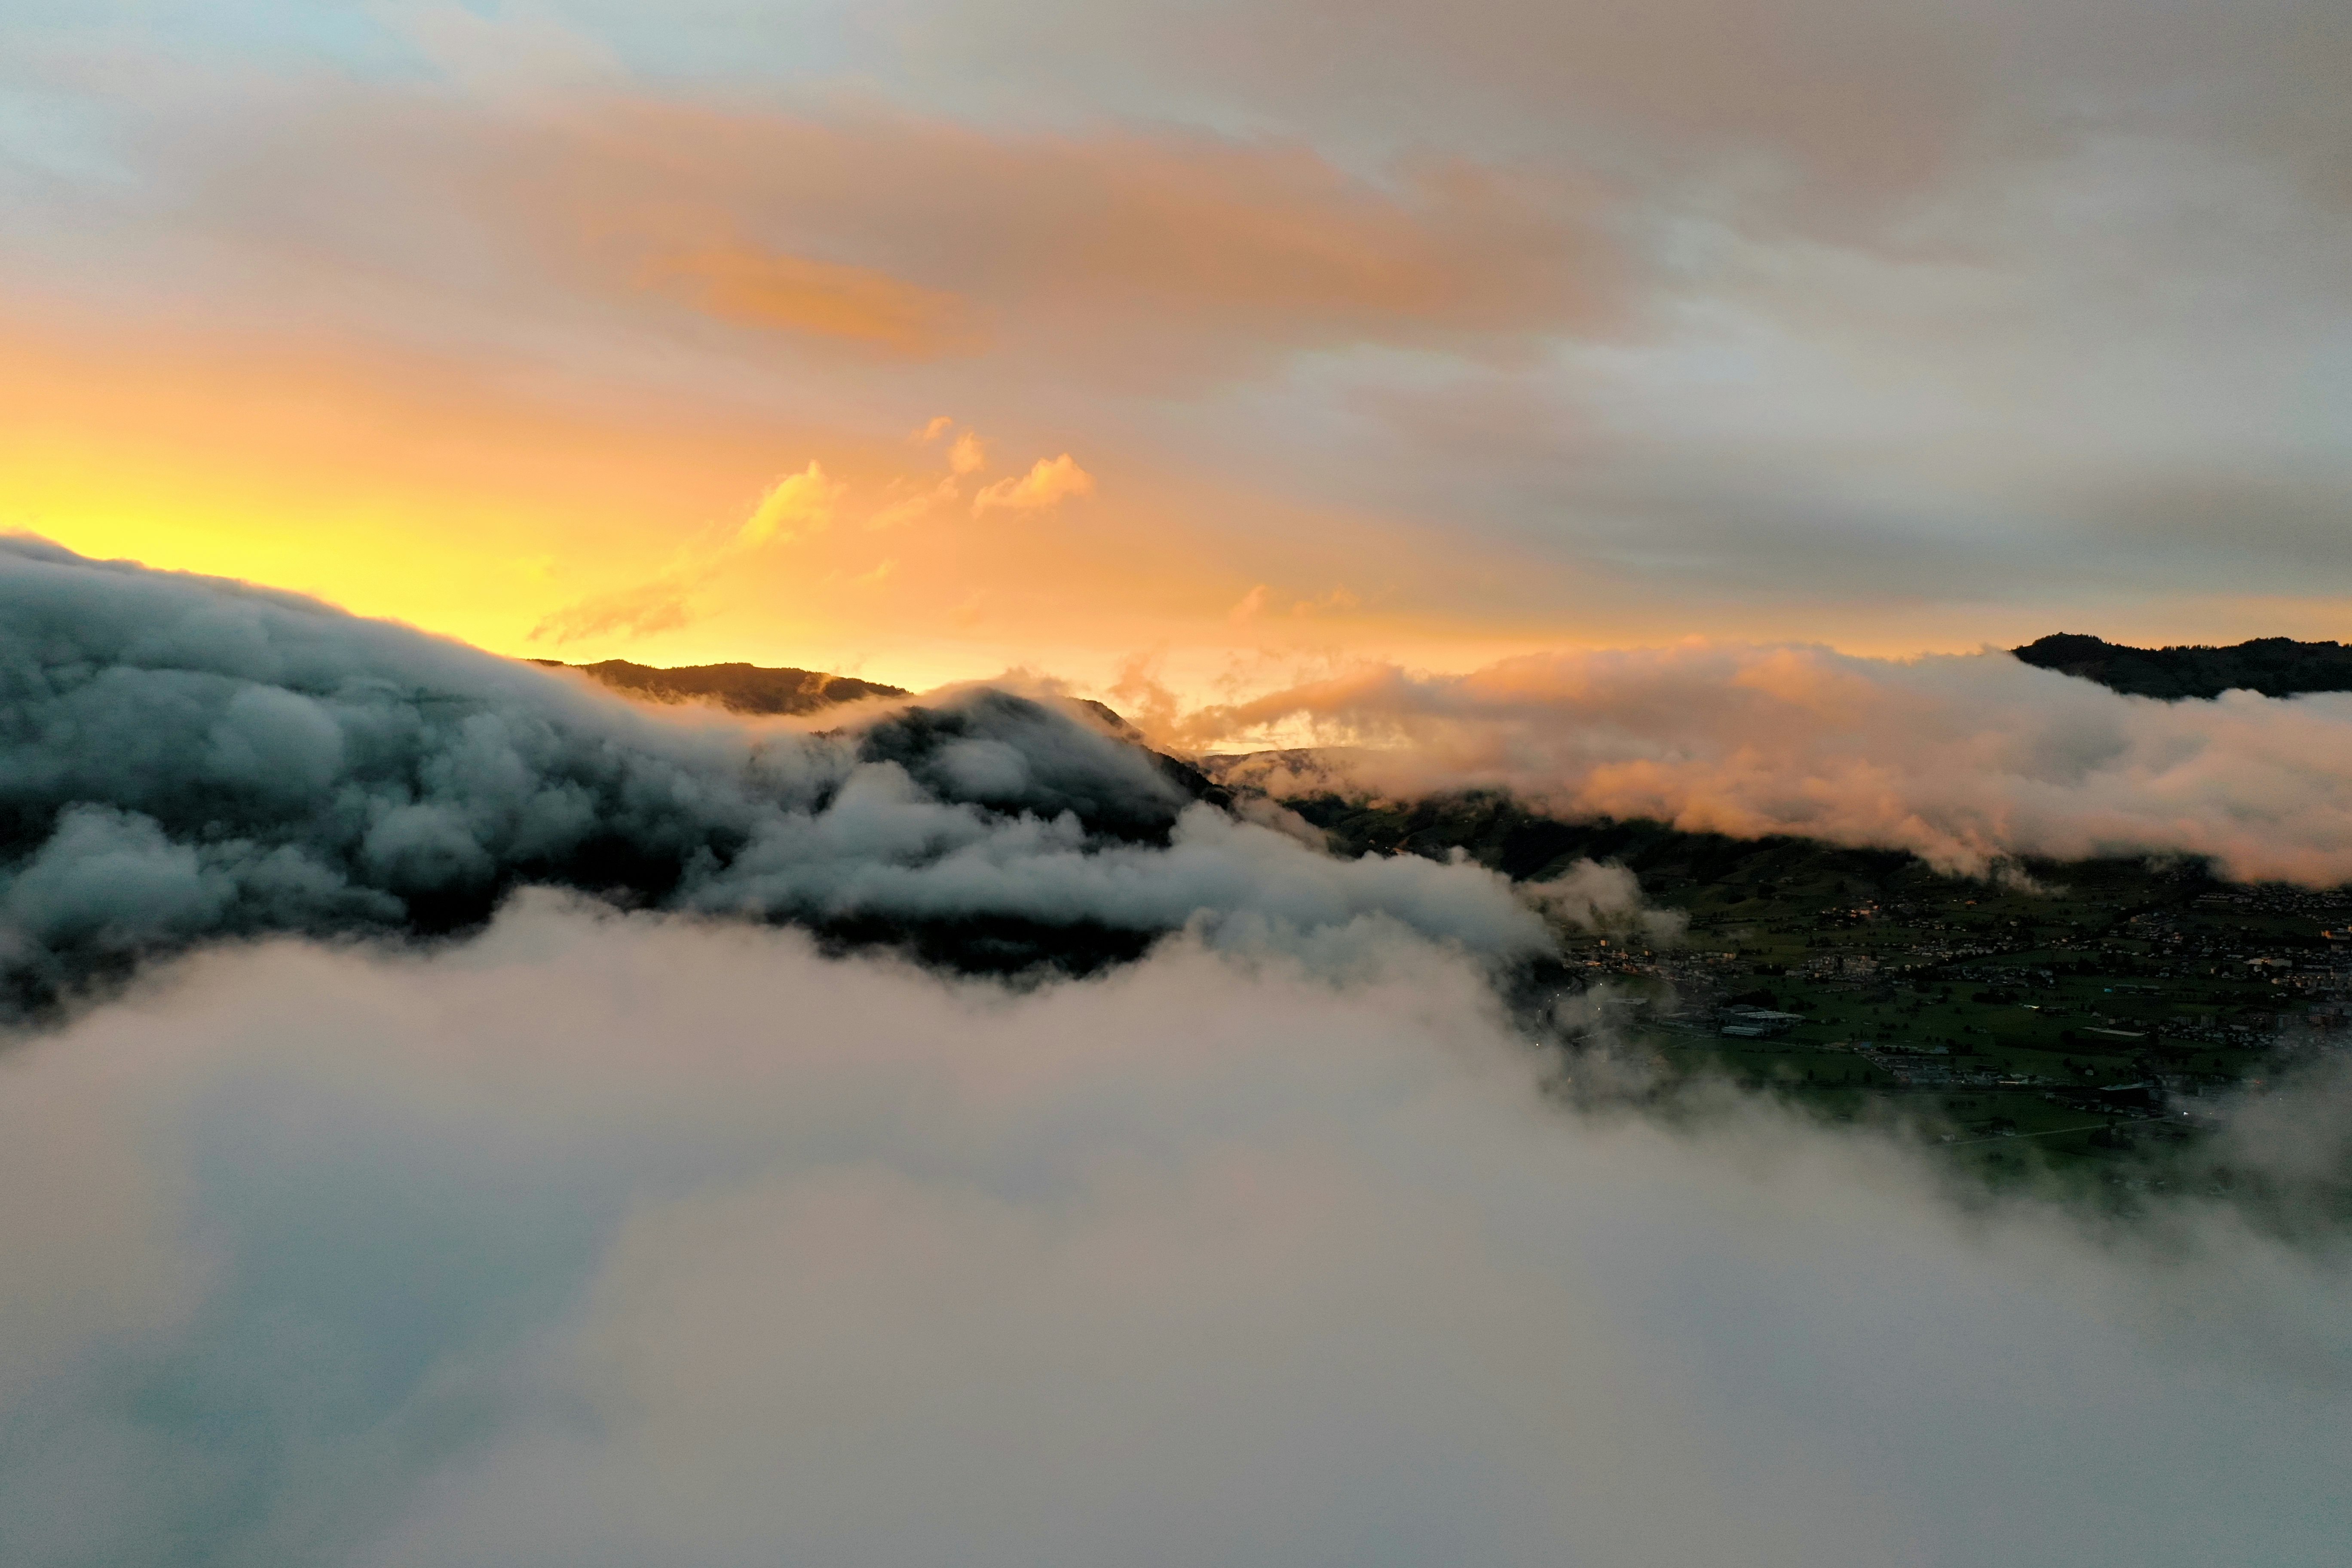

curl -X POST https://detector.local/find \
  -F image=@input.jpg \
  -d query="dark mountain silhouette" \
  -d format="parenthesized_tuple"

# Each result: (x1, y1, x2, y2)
(533, 658, 906, 714)
(2013, 634, 2352, 699)
(546, 656, 1229, 838)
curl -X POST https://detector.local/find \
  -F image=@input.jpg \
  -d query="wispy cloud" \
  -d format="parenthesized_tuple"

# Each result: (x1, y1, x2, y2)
(529, 461, 842, 643)
(641, 240, 983, 357)
(527, 576, 699, 645)
(974, 453, 1094, 514)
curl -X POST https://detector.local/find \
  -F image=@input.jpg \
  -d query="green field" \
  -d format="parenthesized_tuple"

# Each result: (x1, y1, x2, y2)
(1280, 789, 2350, 1204)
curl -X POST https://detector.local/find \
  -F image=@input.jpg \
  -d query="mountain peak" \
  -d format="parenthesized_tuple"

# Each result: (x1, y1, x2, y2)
(534, 658, 906, 716)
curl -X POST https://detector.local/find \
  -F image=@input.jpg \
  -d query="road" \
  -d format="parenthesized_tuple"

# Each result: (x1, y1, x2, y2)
(1939, 1112, 2178, 1148)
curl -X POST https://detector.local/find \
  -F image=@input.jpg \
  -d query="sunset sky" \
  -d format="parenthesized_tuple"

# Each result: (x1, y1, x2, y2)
(6, 0, 2349, 698)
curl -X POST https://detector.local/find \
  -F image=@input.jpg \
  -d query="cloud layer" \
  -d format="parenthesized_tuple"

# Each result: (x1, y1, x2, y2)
(0, 897, 2344, 1566)
(4, 545, 2349, 1566)
(1189, 643, 2352, 883)
(0, 539, 1555, 1013)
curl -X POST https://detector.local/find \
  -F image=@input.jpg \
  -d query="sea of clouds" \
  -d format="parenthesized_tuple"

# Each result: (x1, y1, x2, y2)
(4, 538, 2351, 1566)
(1189, 646, 2352, 883)
(3, 901, 2347, 1567)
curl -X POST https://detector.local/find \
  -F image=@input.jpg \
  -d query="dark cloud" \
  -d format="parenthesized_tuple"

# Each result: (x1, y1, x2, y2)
(0, 537, 1549, 1013)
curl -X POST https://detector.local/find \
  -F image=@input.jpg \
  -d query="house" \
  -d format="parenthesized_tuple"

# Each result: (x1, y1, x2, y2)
(1718, 1005, 1803, 1039)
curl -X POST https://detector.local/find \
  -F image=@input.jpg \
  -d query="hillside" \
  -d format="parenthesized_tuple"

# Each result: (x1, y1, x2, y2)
(536, 658, 906, 715)
(2014, 633, 2352, 699)
(1271, 786, 2350, 1202)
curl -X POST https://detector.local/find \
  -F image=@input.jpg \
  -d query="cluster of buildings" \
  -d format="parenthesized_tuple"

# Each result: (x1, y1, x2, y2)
(1804, 952, 1879, 986)
(1582, 881, 2352, 1070)
(1850, 1048, 2040, 1089)
(1717, 1004, 1804, 1040)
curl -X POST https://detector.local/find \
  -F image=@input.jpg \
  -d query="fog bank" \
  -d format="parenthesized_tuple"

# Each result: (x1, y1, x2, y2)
(1189, 645, 2352, 883)
(0, 897, 2345, 1567)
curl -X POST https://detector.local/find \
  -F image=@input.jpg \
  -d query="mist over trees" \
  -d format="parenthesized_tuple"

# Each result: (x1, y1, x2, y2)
(0, 539, 1549, 1015)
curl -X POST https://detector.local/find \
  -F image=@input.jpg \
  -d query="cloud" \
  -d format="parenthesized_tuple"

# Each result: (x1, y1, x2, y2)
(641, 240, 982, 357)
(0, 538, 1550, 1016)
(527, 461, 841, 643)
(735, 460, 842, 546)
(863, 430, 987, 529)
(864, 478, 961, 531)
(0, 896, 2344, 1565)
(21, 83, 1617, 390)
(527, 577, 698, 644)
(1188, 642, 2352, 884)
(914, 0, 2352, 215)
(1523, 858, 1688, 944)
(974, 453, 1094, 514)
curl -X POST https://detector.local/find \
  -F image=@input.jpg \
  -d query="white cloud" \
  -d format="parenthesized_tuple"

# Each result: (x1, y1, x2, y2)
(1192, 643, 2352, 883)
(0, 897, 2344, 1566)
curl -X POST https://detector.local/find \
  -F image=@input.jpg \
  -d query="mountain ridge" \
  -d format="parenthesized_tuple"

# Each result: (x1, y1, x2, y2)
(533, 658, 906, 715)
(2014, 633, 2352, 699)
(542, 657, 1233, 820)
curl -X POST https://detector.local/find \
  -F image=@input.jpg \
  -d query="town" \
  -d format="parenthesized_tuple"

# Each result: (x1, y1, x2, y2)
(1281, 790, 2352, 1204)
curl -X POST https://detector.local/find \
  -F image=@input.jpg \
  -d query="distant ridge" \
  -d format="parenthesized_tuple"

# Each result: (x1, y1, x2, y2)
(2013, 633, 2352, 700)
(534, 658, 906, 716)
(536, 658, 1231, 816)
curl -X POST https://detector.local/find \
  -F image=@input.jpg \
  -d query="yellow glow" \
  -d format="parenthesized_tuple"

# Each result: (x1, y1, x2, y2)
(8, 305, 2349, 716)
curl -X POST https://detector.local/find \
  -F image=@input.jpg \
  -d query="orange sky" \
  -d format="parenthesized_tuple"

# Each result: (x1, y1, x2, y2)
(5, 2, 2348, 705)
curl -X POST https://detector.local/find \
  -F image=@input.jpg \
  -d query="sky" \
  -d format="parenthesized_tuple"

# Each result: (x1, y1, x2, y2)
(5, 0, 2349, 699)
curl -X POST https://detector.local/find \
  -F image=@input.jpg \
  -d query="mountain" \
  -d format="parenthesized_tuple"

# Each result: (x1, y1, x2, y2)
(546, 657, 1231, 827)
(2014, 633, 2352, 699)
(534, 658, 906, 715)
